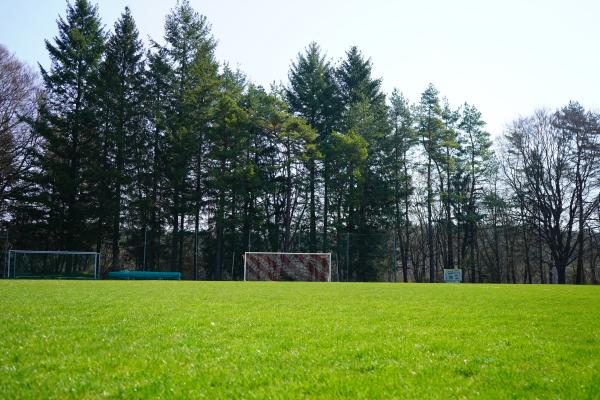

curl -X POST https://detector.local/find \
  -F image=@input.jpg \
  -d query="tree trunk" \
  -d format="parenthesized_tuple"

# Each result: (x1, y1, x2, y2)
(309, 159, 316, 252)
(283, 145, 292, 251)
(322, 160, 329, 252)
(537, 221, 545, 284)
(446, 150, 453, 270)
(214, 201, 224, 280)
(111, 212, 120, 271)
(193, 148, 202, 280)
(111, 161, 123, 271)
(522, 223, 532, 284)
(590, 227, 597, 285)
(576, 186, 585, 284)
(402, 195, 410, 282)
(178, 211, 184, 273)
(493, 212, 501, 283)
(470, 226, 476, 283)
(557, 263, 567, 284)
(427, 155, 435, 283)
(170, 190, 179, 272)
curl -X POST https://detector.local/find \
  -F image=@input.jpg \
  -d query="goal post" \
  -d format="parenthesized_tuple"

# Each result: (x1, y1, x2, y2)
(7, 250, 100, 280)
(243, 252, 332, 282)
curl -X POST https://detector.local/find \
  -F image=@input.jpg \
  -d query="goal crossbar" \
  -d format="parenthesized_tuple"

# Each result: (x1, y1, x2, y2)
(243, 252, 331, 255)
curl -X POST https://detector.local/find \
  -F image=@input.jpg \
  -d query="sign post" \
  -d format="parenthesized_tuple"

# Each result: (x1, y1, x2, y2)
(443, 268, 463, 283)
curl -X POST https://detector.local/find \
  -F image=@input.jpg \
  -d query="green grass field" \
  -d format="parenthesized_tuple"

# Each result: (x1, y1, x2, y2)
(0, 281, 598, 399)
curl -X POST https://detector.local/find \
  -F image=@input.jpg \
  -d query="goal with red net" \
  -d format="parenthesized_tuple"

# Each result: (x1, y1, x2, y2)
(243, 252, 332, 282)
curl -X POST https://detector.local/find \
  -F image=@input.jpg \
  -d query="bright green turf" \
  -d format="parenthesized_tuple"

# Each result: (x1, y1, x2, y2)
(0, 282, 598, 399)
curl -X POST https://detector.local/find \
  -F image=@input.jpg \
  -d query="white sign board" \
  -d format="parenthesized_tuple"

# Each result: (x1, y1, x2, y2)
(444, 269, 462, 283)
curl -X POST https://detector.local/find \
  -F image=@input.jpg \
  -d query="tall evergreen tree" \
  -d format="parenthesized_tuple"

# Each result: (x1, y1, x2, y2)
(336, 47, 389, 229)
(336, 47, 391, 280)
(139, 48, 172, 270)
(96, 7, 145, 270)
(336, 46, 385, 112)
(205, 67, 246, 279)
(162, 0, 217, 272)
(388, 90, 416, 282)
(457, 103, 491, 282)
(439, 100, 460, 272)
(185, 27, 221, 279)
(286, 42, 341, 251)
(417, 84, 444, 282)
(34, 0, 105, 250)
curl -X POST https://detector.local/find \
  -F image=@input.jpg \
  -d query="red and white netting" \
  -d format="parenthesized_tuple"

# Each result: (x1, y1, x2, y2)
(244, 252, 331, 281)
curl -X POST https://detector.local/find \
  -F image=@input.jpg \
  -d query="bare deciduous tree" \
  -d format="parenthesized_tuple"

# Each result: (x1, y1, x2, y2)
(0, 44, 40, 221)
(502, 106, 600, 284)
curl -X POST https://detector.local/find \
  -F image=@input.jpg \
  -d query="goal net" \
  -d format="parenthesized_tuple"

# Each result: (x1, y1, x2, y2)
(7, 250, 100, 279)
(244, 252, 332, 281)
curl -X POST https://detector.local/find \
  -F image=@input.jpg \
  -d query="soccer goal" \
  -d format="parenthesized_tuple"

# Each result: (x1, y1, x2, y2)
(244, 252, 332, 282)
(7, 250, 100, 279)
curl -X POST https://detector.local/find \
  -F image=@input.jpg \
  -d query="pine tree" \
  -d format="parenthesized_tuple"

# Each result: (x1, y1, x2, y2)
(162, 0, 217, 272)
(35, 0, 105, 250)
(439, 100, 460, 272)
(140, 46, 173, 271)
(417, 84, 444, 282)
(336, 47, 389, 232)
(457, 103, 491, 282)
(286, 42, 341, 251)
(336, 47, 391, 280)
(96, 7, 145, 270)
(185, 27, 220, 279)
(388, 90, 416, 282)
(206, 67, 246, 279)
(336, 46, 385, 112)
(275, 111, 317, 253)
(328, 129, 368, 280)
(237, 85, 272, 260)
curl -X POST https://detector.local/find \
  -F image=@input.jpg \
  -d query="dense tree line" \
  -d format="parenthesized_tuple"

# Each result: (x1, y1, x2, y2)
(1, 0, 599, 283)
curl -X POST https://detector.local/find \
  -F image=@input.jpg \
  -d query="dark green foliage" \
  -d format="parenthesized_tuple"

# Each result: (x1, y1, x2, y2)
(286, 42, 341, 251)
(286, 42, 340, 141)
(455, 103, 492, 281)
(417, 84, 444, 282)
(387, 90, 416, 282)
(34, 0, 106, 250)
(96, 7, 145, 270)
(336, 46, 385, 110)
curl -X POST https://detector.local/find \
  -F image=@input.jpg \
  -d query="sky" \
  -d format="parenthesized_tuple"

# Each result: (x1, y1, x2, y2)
(1, 0, 599, 137)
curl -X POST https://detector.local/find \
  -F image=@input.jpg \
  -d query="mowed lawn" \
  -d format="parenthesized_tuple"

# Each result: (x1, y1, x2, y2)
(0, 282, 598, 399)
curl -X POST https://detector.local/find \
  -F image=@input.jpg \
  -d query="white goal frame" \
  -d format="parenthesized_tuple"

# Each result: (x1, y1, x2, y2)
(7, 250, 100, 279)
(243, 252, 332, 282)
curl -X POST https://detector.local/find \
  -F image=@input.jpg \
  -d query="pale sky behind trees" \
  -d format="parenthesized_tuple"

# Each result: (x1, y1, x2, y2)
(1, 0, 599, 136)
